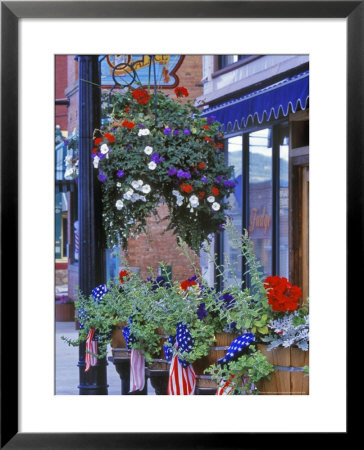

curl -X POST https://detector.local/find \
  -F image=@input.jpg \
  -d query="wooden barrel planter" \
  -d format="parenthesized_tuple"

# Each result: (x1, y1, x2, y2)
(145, 328, 170, 395)
(257, 344, 309, 395)
(193, 332, 240, 394)
(111, 322, 127, 349)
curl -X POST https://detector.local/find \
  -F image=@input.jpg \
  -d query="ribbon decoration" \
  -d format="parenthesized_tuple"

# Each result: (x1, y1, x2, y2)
(129, 349, 146, 392)
(85, 328, 98, 372)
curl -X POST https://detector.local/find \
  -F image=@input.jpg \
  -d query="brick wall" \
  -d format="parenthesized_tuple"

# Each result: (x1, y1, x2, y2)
(55, 55, 68, 131)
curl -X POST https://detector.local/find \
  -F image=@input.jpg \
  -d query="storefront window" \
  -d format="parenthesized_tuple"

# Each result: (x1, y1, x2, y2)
(279, 129, 289, 278)
(220, 124, 290, 288)
(249, 128, 273, 278)
(223, 136, 243, 287)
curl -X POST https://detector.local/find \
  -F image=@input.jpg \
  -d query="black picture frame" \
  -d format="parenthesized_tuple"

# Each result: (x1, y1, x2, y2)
(1, 1, 357, 447)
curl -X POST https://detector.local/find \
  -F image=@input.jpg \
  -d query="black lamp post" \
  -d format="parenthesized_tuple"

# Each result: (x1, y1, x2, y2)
(77, 55, 108, 395)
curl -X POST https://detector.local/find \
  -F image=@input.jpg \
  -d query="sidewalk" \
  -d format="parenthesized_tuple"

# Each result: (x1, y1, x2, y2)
(55, 321, 155, 395)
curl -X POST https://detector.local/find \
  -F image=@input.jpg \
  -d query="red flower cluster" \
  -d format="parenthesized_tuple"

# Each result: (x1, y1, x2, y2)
(94, 137, 103, 145)
(204, 136, 212, 143)
(132, 88, 151, 105)
(180, 278, 197, 291)
(198, 191, 205, 199)
(174, 86, 189, 98)
(198, 162, 206, 169)
(121, 120, 135, 129)
(203, 125, 210, 130)
(180, 183, 193, 194)
(104, 133, 116, 143)
(212, 187, 220, 196)
(119, 269, 131, 284)
(125, 106, 130, 114)
(264, 276, 302, 312)
(212, 142, 224, 150)
(92, 147, 98, 154)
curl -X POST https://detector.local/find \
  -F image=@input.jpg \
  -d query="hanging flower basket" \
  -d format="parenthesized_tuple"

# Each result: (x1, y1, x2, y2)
(92, 86, 236, 252)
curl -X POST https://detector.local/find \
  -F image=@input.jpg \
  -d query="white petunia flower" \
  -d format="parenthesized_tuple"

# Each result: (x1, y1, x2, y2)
(116, 182, 121, 187)
(140, 196, 147, 202)
(148, 161, 157, 170)
(100, 143, 109, 154)
(142, 184, 151, 194)
(115, 200, 124, 210)
(93, 156, 100, 169)
(123, 188, 134, 200)
(189, 195, 199, 208)
(130, 193, 140, 202)
(212, 202, 221, 211)
(207, 195, 215, 203)
(131, 180, 140, 189)
(172, 190, 179, 197)
(177, 199, 183, 206)
(138, 128, 150, 137)
(144, 146, 153, 155)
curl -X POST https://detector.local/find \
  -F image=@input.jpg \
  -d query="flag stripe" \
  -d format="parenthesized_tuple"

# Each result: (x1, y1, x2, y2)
(167, 353, 196, 395)
(130, 349, 145, 392)
(85, 328, 95, 372)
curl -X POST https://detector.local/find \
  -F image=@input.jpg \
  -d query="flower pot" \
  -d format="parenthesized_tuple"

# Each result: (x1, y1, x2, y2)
(111, 322, 127, 348)
(193, 332, 240, 376)
(257, 343, 309, 395)
(55, 302, 75, 322)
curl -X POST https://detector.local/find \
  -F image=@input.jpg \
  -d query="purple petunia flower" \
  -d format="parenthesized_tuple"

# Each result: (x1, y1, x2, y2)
(98, 171, 107, 182)
(163, 127, 172, 135)
(218, 293, 235, 310)
(201, 176, 207, 183)
(151, 153, 165, 164)
(137, 123, 144, 128)
(207, 115, 216, 124)
(117, 170, 125, 178)
(125, 145, 132, 151)
(196, 303, 207, 320)
(173, 130, 180, 135)
(98, 152, 106, 160)
(184, 171, 191, 179)
(214, 176, 223, 184)
(183, 128, 191, 135)
(177, 169, 186, 179)
(223, 179, 236, 188)
(168, 167, 177, 176)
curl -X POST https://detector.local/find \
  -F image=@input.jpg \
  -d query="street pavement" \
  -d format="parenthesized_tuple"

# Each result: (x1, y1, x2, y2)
(55, 321, 155, 395)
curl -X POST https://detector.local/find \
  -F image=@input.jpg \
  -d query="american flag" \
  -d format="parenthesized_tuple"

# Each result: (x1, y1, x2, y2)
(167, 323, 196, 395)
(215, 333, 255, 395)
(130, 349, 145, 392)
(91, 284, 109, 304)
(167, 352, 196, 395)
(217, 333, 255, 365)
(216, 375, 236, 395)
(164, 335, 176, 361)
(85, 328, 98, 372)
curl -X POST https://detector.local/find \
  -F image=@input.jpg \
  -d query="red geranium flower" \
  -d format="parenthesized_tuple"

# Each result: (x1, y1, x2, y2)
(125, 106, 130, 114)
(121, 120, 135, 129)
(198, 191, 205, 199)
(198, 162, 206, 170)
(119, 269, 131, 284)
(104, 133, 116, 143)
(203, 125, 210, 130)
(180, 279, 197, 290)
(180, 183, 193, 194)
(264, 276, 302, 312)
(132, 88, 151, 105)
(94, 137, 103, 145)
(174, 86, 189, 98)
(212, 187, 220, 196)
(92, 147, 98, 154)
(204, 136, 212, 143)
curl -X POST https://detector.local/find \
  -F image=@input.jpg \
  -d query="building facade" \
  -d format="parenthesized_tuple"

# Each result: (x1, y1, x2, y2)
(198, 55, 309, 302)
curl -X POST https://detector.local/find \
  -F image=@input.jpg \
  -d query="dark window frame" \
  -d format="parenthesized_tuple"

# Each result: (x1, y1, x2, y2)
(212, 55, 262, 78)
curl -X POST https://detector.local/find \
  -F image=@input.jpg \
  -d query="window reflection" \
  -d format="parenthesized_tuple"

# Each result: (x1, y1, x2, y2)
(279, 129, 289, 278)
(223, 136, 242, 287)
(249, 128, 273, 277)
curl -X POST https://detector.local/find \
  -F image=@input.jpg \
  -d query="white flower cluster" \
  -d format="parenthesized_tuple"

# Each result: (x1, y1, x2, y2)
(93, 155, 100, 169)
(144, 146, 153, 155)
(189, 195, 199, 211)
(64, 152, 78, 179)
(138, 128, 150, 137)
(116, 179, 151, 209)
(148, 161, 156, 170)
(172, 190, 184, 206)
(207, 195, 220, 211)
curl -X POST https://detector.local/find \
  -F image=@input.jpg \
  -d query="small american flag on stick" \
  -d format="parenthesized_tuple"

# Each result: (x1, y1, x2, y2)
(85, 328, 98, 372)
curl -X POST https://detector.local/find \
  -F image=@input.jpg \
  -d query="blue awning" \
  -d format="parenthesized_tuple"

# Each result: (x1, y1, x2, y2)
(201, 70, 309, 131)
